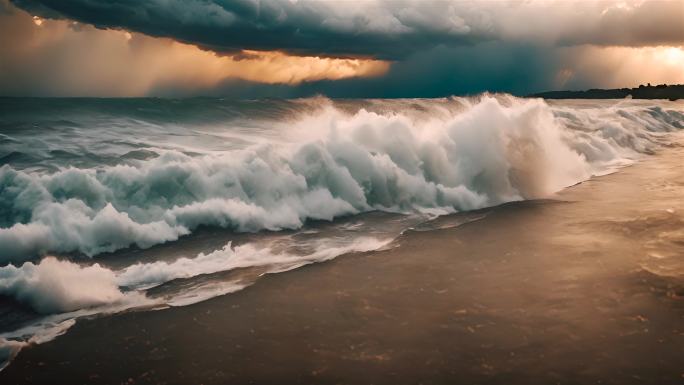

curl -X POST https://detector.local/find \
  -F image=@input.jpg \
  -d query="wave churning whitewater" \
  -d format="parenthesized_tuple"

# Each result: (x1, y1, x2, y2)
(1, 237, 390, 314)
(0, 95, 683, 370)
(0, 236, 391, 368)
(2, 96, 680, 263)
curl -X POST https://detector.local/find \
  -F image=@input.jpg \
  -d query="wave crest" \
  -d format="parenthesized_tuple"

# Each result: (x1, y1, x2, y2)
(1, 96, 681, 262)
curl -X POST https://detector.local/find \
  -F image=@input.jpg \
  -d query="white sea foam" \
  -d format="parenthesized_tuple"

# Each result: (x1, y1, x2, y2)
(0, 96, 682, 372)
(0, 257, 125, 314)
(0, 236, 389, 315)
(117, 237, 389, 290)
(0, 235, 392, 370)
(3, 96, 680, 262)
(0, 338, 23, 371)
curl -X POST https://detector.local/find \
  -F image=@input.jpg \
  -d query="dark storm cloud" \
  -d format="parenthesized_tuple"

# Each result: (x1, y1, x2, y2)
(10, 0, 482, 59)
(11, 0, 684, 60)
(2, 0, 683, 97)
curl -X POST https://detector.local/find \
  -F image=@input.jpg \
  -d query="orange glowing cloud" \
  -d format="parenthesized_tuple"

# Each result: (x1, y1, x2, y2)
(155, 47, 390, 86)
(0, 6, 389, 96)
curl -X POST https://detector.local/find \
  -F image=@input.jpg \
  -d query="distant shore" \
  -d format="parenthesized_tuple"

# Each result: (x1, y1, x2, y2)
(531, 84, 684, 100)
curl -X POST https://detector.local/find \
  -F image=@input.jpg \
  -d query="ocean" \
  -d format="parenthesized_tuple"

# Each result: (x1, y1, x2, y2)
(1, 95, 683, 374)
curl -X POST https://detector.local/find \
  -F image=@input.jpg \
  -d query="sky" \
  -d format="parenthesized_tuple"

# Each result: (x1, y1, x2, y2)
(0, 0, 682, 98)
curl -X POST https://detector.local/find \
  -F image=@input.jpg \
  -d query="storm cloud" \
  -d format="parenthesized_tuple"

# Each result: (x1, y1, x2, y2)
(1, 0, 683, 97)
(11, 0, 684, 59)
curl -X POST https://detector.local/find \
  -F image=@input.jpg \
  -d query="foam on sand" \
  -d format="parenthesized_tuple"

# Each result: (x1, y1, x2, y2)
(0, 235, 393, 370)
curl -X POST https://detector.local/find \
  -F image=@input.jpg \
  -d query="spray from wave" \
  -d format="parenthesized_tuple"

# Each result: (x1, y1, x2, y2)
(0, 95, 683, 371)
(2, 96, 680, 263)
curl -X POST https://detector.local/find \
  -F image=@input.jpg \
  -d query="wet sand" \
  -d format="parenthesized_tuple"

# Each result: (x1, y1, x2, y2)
(2, 143, 684, 384)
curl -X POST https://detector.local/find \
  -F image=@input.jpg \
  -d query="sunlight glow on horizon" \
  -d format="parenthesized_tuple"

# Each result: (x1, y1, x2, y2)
(660, 47, 684, 66)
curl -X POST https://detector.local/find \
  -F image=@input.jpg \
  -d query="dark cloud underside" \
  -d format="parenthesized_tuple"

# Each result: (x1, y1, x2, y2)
(1, 0, 683, 97)
(11, 0, 684, 59)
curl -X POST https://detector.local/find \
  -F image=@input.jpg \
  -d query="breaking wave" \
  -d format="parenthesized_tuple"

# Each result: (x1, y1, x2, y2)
(1, 95, 683, 372)
(2, 96, 681, 263)
(0, 235, 391, 369)
(0, 236, 390, 315)
(0, 257, 124, 314)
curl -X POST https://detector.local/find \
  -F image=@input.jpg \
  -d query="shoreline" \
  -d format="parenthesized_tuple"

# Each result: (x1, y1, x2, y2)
(2, 141, 684, 384)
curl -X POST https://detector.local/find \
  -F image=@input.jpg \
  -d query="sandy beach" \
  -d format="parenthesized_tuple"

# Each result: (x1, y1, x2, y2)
(2, 138, 683, 385)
